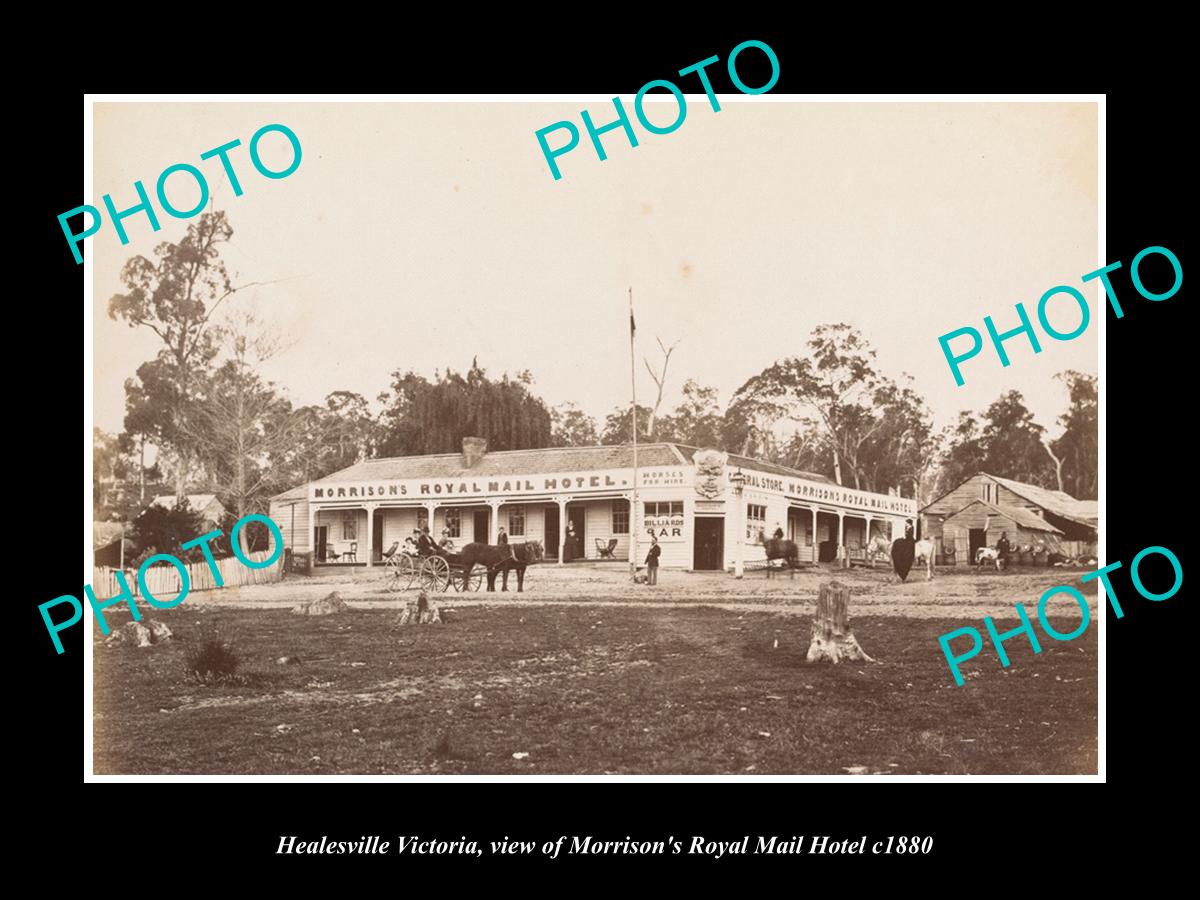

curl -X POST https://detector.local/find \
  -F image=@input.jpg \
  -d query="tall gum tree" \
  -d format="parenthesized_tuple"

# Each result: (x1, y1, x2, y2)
(108, 211, 279, 502)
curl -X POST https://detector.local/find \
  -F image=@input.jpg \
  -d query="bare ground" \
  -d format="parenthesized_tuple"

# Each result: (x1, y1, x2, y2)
(92, 562, 1098, 776)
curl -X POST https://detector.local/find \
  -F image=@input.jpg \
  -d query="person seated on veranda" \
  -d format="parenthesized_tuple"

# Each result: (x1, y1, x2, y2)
(439, 528, 457, 553)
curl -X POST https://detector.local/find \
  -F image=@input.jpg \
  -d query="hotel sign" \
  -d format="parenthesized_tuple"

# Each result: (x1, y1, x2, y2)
(310, 469, 633, 502)
(727, 470, 917, 517)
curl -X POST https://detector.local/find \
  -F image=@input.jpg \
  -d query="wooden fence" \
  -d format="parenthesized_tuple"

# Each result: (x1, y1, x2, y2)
(91, 549, 283, 599)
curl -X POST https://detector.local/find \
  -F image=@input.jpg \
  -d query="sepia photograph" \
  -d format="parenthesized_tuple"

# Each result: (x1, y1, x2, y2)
(87, 98, 1099, 776)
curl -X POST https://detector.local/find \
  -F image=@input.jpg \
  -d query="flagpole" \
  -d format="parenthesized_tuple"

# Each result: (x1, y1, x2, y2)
(628, 286, 639, 580)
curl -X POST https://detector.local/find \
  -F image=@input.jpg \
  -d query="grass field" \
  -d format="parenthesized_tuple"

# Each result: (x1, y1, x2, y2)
(93, 599, 1097, 775)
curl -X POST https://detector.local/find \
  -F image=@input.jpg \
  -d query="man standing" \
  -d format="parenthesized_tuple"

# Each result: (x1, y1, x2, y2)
(773, 523, 785, 540)
(497, 526, 508, 547)
(997, 531, 1012, 569)
(645, 534, 662, 585)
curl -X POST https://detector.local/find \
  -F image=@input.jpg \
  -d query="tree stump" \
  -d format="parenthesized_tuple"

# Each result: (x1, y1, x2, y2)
(806, 581, 874, 664)
(394, 591, 442, 626)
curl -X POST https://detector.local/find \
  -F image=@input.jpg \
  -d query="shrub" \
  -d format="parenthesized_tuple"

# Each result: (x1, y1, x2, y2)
(185, 637, 241, 684)
(131, 500, 206, 562)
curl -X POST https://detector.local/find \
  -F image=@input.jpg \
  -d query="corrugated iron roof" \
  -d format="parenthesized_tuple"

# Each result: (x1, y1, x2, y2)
(672, 444, 834, 484)
(313, 442, 839, 486)
(945, 499, 1064, 534)
(149, 494, 221, 511)
(270, 484, 309, 502)
(318, 444, 686, 482)
(988, 475, 1098, 527)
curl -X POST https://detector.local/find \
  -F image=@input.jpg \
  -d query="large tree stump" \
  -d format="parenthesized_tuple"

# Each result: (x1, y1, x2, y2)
(806, 581, 874, 664)
(394, 591, 442, 626)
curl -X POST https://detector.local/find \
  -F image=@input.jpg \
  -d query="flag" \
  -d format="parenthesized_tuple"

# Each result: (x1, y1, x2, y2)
(630, 311, 636, 337)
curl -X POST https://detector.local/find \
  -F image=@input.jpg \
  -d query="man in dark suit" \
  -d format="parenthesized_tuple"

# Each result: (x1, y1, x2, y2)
(644, 534, 662, 585)
(417, 526, 439, 556)
(497, 527, 508, 546)
(997, 531, 1012, 568)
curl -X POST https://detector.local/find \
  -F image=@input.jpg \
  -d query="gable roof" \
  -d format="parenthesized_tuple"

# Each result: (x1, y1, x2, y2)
(945, 499, 1064, 534)
(921, 472, 1096, 526)
(670, 444, 833, 484)
(270, 484, 309, 502)
(148, 494, 222, 513)
(317, 443, 689, 482)
(311, 442, 838, 488)
(988, 475, 1097, 527)
(93, 521, 128, 546)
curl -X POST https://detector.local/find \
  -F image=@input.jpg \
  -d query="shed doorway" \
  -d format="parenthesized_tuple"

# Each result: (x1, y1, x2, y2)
(969, 528, 987, 564)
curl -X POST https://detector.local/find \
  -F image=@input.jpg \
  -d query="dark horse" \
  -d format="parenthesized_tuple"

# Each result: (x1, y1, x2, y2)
(458, 540, 545, 592)
(759, 534, 801, 578)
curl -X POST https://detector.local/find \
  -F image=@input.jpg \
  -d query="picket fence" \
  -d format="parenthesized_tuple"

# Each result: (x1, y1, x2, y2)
(91, 549, 283, 599)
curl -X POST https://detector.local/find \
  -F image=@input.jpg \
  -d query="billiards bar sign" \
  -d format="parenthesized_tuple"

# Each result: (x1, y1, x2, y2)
(645, 513, 686, 542)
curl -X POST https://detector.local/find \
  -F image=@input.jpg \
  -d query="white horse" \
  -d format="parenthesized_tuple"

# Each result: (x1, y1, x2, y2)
(975, 546, 1003, 571)
(868, 535, 935, 580)
(913, 539, 935, 581)
(866, 535, 893, 566)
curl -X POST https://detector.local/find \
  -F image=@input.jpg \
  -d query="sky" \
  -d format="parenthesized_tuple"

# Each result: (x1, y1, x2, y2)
(91, 100, 1098, 445)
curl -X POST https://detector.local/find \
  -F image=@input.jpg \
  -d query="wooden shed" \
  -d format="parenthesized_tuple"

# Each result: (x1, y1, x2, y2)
(941, 500, 1063, 565)
(921, 472, 1097, 563)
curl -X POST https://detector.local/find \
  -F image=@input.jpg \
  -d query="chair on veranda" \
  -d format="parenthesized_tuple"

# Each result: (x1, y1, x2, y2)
(380, 541, 399, 563)
(326, 546, 343, 563)
(345, 541, 358, 563)
(596, 538, 618, 559)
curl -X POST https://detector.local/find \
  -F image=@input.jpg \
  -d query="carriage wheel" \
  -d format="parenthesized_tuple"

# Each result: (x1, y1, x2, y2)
(398, 555, 417, 590)
(421, 555, 451, 593)
(465, 566, 484, 592)
(384, 557, 404, 593)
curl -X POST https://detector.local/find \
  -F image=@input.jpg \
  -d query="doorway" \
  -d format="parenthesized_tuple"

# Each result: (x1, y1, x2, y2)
(567, 505, 586, 560)
(314, 525, 328, 562)
(693, 517, 724, 570)
(473, 508, 490, 544)
(969, 528, 987, 564)
(544, 504, 560, 559)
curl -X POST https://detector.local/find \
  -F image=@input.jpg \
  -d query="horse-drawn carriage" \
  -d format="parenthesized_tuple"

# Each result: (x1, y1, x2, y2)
(384, 548, 484, 593)
(381, 539, 545, 593)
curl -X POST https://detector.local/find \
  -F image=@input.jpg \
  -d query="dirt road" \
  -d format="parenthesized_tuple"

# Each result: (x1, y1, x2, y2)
(189, 562, 1097, 620)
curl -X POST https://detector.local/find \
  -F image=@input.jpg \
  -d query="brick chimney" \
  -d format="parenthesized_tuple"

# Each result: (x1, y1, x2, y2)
(462, 436, 488, 468)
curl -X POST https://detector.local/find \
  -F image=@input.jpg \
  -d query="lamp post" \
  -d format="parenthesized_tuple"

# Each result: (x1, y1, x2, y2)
(731, 468, 746, 579)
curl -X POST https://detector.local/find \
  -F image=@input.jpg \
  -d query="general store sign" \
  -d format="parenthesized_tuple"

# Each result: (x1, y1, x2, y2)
(728, 470, 917, 516)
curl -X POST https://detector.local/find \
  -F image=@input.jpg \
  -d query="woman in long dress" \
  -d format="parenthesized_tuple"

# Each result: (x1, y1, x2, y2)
(564, 522, 578, 561)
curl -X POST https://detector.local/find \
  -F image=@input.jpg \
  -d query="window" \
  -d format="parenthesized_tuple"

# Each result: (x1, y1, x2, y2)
(746, 503, 766, 540)
(444, 508, 461, 538)
(644, 501, 684, 517)
(612, 501, 629, 534)
(342, 512, 357, 541)
(508, 505, 526, 537)
(981, 482, 995, 504)
(417, 508, 428, 531)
